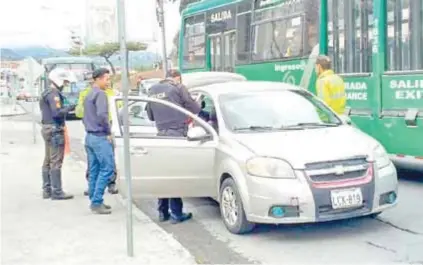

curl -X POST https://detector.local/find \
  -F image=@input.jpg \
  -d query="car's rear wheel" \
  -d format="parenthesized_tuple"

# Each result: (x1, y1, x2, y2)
(219, 178, 255, 234)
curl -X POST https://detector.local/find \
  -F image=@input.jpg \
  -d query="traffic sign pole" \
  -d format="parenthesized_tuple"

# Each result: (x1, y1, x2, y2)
(28, 59, 36, 144)
(17, 57, 44, 144)
(117, 0, 134, 257)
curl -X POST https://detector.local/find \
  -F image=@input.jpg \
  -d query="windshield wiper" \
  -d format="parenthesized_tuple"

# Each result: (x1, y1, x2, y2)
(233, 126, 277, 131)
(286, 122, 340, 128)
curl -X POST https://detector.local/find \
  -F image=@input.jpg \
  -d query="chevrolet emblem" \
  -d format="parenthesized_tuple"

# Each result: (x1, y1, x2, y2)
(334, 165, 345, 175)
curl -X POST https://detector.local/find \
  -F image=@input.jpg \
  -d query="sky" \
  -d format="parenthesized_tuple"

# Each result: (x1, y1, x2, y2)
(0, 0, 181, 56)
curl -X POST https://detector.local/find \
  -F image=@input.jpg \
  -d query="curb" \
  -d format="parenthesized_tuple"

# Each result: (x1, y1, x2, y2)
(0, 101, 29, 117)
(74, 157, 197, 263)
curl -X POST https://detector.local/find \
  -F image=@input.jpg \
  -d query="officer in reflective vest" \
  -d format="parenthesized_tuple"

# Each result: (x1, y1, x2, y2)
(146, 69, 201, 224)
(39, 68, 76, 200)
(315, 55, 346, 115)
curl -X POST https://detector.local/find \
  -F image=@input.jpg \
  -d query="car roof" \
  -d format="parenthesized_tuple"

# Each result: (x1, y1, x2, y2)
(182, 72, 247, 89)
(191, 80, 303, 97)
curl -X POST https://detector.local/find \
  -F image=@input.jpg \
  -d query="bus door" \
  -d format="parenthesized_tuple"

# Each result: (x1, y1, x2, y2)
(210, 34, 223, 71)
(210, 30, 236, 72)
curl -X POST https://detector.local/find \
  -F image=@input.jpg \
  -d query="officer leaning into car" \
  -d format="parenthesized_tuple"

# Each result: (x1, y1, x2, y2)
(39, 68, 76, 200)
(146, 69, 201, 224)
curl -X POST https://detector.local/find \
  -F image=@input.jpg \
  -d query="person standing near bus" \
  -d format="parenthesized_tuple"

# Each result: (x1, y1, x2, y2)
(76, 71, 119, 196)
(315, 55, 346, 115)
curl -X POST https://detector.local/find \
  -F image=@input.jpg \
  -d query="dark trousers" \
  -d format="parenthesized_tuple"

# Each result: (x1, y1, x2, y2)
(158, 198, 183, 216)
(41, 124, 65, 195)
(157, 127, 186, 216)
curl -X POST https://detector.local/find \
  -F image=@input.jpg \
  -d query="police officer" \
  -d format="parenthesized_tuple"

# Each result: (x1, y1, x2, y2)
(40, 68, 76, 200)
(146, 69, 201, 224)
(315, 55, 346, 115)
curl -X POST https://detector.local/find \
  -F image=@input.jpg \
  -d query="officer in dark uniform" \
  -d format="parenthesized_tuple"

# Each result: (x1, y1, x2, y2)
(146, 69, 201, 224)
(40, 68, 76, 200)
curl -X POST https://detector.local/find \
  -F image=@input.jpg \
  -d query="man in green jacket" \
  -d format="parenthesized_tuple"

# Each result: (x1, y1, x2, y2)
(76, 79, 119, 195)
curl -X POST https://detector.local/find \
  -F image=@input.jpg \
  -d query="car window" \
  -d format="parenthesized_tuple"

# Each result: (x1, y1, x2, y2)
(219, 90, 341, 132)
(115, 99, 155, 127)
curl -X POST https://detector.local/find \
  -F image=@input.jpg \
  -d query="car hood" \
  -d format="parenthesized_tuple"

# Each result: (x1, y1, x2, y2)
(232, 125, 378, 169)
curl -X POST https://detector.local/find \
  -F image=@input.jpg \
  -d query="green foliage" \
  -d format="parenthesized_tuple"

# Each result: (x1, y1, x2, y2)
(68, 42, 148, 75)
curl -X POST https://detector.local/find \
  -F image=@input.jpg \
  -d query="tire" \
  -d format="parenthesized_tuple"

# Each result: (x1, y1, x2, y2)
(219, 178, 255, 234)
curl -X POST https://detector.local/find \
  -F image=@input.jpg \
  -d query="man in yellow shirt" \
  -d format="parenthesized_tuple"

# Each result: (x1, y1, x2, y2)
(315, 55, 346, 115)
(76, 77, 120, 195)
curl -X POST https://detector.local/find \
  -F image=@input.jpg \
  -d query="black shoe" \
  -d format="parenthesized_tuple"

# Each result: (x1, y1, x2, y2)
(42, 191, 51, 199)
(83, 190, 89, 196)
(170, 212, 193, 224)
(91, 204, 112, 215)
(51, 192, 74, 200)
(108, 184, 118, 195)
(159, 212, 170, 222)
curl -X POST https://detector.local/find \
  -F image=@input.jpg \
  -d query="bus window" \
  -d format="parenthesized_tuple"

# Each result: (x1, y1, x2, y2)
(386, 0, 422, 71)
(183, 14, 206, 70)
(328, 0, 373, 73)
(236, 1, 252, 64)
(251, 0, 319, 62)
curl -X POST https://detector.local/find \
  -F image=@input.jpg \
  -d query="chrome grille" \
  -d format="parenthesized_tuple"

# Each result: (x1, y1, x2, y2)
(305, 157, 369, 183)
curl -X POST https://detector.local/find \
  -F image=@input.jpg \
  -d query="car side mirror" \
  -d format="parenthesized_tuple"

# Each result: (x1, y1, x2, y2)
(339, 114, 352, 125)
(187, 126, 209, 141)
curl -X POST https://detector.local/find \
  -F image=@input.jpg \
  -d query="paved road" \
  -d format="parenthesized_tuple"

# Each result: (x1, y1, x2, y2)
(17, 101, 423, 264)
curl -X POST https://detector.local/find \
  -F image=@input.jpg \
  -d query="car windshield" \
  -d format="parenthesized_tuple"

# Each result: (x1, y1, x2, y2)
(219, 90, 342, 132)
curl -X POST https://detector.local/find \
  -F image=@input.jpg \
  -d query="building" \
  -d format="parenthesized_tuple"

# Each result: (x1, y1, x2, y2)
(84, 0, 118, 45)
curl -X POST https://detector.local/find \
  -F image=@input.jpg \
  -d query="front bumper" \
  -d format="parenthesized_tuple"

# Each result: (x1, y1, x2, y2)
(244, 163, 398, 224)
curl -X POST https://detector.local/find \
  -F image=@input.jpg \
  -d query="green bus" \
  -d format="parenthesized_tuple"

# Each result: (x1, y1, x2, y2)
(41, 56, 96, 118)
(178, 0, 423, 171)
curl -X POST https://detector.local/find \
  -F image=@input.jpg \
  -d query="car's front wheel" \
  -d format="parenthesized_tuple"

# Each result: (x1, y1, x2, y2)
(219, 178, 255, 234)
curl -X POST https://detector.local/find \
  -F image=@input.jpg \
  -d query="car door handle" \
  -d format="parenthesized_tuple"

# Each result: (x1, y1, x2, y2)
(130, 147, 148, 156)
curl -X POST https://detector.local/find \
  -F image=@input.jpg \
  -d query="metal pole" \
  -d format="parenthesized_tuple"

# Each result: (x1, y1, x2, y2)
(157, 0, 168, 75)
(12, 74, 18, 111)
(116, 0, 134, 257)
(28, 60, 36, 144)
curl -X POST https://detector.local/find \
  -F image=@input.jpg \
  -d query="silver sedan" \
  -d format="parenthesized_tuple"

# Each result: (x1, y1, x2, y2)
(110, 74, 398, 235)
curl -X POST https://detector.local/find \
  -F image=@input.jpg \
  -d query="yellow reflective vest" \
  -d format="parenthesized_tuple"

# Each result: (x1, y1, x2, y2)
(316, 70, 346, 115)
(75, 86, 121, 121)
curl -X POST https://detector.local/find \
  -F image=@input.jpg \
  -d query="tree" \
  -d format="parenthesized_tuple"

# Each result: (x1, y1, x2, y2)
(68, 41, 147, 75)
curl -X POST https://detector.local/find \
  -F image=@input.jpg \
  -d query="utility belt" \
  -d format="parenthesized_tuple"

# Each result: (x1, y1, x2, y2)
(42, 123, 65, 147)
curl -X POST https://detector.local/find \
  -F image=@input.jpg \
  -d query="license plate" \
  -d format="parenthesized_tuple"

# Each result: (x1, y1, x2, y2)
(330, 188, 363, 209)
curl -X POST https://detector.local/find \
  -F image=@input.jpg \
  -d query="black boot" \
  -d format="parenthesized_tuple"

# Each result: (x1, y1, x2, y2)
(42, 168, 51, 199)
(50, 169, 74, 200)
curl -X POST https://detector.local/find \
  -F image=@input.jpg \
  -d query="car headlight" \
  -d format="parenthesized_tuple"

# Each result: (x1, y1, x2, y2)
(246, 157, 296, 179)
(374, 145, 391, 169)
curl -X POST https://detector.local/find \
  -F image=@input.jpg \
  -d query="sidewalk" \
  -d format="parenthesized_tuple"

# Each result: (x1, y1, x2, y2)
(0, 100, 26, 117)
(0, 120, 197, 265)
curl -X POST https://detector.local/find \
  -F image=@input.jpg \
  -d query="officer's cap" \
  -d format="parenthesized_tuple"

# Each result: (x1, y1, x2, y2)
(92, 68, 110, 80)
(166, 69, 181, 78)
